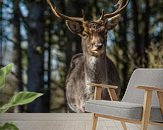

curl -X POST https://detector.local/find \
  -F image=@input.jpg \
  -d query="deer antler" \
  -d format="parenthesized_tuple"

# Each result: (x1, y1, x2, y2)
(47, 0, 129, 23)
(103, 0, 129, 19)
(97, 0, 129, 22)
(97, 9, 105, 22)
(47, 0, 85, 22)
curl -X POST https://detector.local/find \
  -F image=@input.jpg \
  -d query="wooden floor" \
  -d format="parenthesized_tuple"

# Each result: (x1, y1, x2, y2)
(0, 113, 140, 130)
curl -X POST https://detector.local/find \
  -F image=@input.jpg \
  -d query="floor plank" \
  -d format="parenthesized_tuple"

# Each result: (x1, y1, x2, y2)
(0, 113, 140, 130)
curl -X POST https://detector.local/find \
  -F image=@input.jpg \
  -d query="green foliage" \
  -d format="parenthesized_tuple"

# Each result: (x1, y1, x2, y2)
(0, 92, 43, 113)
(0, 63, 14, 89)
(0, 64, 43, 113)
(148, 43, 163, 68)
(0, 64, 43, 129)
(0, 123, 19, 130)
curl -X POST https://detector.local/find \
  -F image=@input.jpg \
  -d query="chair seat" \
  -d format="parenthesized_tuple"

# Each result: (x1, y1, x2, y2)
(85, 100, 163, 122)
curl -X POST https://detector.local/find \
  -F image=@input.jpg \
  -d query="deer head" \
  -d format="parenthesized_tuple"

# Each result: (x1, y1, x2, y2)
(47, 0, 129, 57)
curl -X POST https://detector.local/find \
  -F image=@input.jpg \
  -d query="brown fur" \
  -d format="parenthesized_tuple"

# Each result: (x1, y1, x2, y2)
(66, 24, 120, 112)
(66, 22, 120, 112)
(47, 0, 128, 113)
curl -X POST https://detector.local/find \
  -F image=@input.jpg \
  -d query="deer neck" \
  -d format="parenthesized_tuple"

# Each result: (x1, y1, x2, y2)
(84, 54, 108, 84)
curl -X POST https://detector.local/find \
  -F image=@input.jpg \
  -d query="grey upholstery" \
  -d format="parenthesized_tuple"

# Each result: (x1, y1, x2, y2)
(86, 100, 143, 120)
(85, 69, 163, 123)
(122, 69, 163, 106)
(85, 100, 163, 122)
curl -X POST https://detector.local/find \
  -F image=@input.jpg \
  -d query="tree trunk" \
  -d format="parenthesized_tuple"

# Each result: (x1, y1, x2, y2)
(132, 0, 144, 67)
(47, 19, 51, 113)
(117, 9, 129, 98)
(0, 1, 3, 66)
(43, 9, 53, 112)
(143, 0, 150, 67)
(27, 1, 48, 112)
(13, 0, 24, 112)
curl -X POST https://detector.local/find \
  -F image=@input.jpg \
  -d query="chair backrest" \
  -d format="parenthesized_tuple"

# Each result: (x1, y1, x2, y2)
(122, 68, 163, 107)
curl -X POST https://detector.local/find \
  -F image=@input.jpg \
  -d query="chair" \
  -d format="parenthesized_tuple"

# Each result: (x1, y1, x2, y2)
(85, 68, 163, 130)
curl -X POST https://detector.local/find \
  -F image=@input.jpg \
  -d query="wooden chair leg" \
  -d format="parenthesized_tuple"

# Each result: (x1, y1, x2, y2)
(141, 90, 152, 130)
(108, 88, 118, 101)
(121, 121, 127, 130)
(92, 113, 98, 130)
(157, 91, 163, 115)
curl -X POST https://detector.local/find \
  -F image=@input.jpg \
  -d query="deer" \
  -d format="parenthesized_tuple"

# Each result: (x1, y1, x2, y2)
(47, 0, 129, 112)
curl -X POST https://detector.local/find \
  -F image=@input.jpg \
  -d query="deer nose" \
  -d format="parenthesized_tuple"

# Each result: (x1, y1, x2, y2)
(95, 43, 103, 49)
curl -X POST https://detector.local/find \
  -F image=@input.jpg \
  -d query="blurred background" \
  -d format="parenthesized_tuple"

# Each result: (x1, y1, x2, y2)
(0, 0, 162, 113)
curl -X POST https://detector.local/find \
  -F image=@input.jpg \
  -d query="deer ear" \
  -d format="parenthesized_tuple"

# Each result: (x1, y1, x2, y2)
(105, 14, 121, 30)
(66, 20, 83, 35)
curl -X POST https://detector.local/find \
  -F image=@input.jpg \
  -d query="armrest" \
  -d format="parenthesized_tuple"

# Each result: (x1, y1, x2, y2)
(136, 86, 163, 92)
(137, 86, 163, 122)
(88, 83, 118, 101)
(88, 83, 118, 89)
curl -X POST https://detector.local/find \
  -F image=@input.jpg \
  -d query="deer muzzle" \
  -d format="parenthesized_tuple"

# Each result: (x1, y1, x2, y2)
(91, 43, 105, 56)
(95, 43, 103, 49)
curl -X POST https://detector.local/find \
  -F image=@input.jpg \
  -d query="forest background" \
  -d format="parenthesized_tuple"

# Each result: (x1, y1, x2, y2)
(0, 0, 162, 112)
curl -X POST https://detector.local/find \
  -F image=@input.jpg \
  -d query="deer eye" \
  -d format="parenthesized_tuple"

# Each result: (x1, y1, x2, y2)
(82, 32, 88, 38)
(104, 31, 108, 37)
(104, 30, 108, 35)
